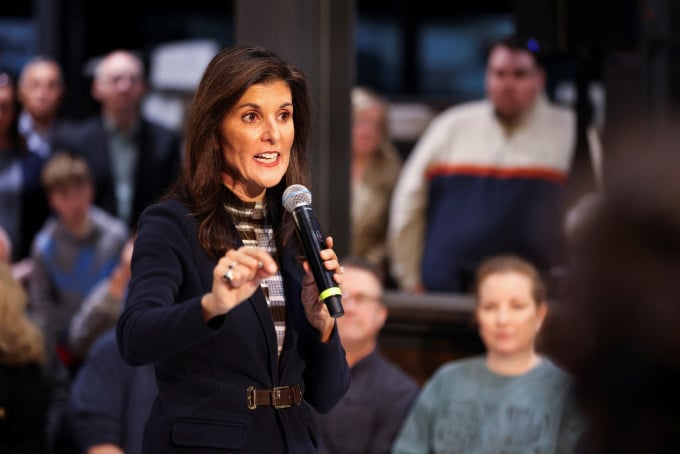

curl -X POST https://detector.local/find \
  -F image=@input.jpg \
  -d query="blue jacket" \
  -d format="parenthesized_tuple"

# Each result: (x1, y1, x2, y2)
(69, 329, 156, 454)
(116, 198, 351, 453)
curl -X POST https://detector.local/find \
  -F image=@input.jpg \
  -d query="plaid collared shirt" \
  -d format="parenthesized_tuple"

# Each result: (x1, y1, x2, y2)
(226, 201, 286, 356)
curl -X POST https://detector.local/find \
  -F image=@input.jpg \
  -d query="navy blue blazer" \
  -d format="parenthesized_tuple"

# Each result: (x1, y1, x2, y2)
(116, 198, 351, 453)
(53, 116, 181, 229)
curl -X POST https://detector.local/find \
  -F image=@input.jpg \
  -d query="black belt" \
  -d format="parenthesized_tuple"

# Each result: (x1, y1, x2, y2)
(247, 384, 302, 410)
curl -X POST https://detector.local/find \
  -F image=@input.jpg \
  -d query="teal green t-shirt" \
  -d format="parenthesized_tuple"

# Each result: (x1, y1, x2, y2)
(392, 356, 584, 454)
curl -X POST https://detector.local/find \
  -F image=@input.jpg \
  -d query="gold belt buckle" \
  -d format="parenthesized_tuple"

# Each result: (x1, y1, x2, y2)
(247, 386, 257, 410)
(271, 386, 292, 409)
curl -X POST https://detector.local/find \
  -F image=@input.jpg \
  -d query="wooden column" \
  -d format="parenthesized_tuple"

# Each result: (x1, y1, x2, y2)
(235, 0, 354, 257)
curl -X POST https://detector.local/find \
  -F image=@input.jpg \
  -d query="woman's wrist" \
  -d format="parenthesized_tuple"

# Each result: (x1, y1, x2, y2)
(319, 318, 335, 343)
(201, 293, 219, 321)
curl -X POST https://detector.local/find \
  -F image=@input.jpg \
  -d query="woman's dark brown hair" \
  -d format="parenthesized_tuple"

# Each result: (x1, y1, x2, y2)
(172, 44, 312, 259)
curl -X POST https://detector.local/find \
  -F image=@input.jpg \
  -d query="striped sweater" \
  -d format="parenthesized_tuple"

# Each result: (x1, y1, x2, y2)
(388, 95, 575, 292)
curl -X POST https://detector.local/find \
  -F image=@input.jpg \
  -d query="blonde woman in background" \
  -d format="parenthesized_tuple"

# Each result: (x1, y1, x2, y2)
(0, 261, 49, 454)
(350, 86, 403, 286)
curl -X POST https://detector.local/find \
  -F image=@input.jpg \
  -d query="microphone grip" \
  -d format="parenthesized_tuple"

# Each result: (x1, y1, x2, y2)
(323, 294, 344, 318)
(292, 206, 344, 318)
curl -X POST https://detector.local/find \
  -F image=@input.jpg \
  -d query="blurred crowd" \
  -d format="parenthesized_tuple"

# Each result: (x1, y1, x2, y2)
(1, 32, 678, 454)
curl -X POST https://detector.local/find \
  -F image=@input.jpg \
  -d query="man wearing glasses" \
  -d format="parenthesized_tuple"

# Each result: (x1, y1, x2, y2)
(313, 256, 420, 454)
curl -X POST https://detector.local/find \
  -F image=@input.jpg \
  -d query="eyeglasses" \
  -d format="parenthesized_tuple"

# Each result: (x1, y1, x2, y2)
(341, 291, 381, 305)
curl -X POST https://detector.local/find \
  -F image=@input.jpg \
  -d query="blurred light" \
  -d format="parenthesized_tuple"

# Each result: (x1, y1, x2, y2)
(526, 38, 540, 52)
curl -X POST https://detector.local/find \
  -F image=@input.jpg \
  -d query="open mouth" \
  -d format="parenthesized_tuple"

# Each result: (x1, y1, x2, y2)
(254, 152, 280, 164)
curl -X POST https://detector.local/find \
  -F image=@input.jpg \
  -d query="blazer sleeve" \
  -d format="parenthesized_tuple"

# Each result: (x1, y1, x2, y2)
(116, 201, 216, 366)
(299, 322, 350, 414)
(272, 249, 350, 413)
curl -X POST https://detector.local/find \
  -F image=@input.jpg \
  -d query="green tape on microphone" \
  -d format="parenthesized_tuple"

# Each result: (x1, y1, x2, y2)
(319, 286, 342, 301)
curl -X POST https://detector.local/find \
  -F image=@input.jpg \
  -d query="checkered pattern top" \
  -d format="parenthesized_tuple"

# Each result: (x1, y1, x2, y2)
(225, 200, 286, 357)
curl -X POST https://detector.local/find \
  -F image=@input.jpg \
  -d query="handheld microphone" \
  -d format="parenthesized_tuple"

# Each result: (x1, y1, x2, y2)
(282, 184, 344, 318)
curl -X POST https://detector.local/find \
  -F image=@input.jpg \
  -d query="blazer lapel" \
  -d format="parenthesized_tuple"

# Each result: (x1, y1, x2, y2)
(274, 247, 305, 379)
(248, 286, 279, 381)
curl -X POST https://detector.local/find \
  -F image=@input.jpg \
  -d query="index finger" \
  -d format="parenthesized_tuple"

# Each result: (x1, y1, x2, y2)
(240, 247, 278, 274)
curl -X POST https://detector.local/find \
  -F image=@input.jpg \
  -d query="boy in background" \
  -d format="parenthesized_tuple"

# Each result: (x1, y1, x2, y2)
(28, 150, 129, 373)
(27, 150, 129, 453)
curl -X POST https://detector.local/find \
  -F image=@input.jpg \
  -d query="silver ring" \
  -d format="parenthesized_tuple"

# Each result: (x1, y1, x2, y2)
(257, 261, 264, 269)
(228, 261, 238, 270)
(223, 269, 235, 282)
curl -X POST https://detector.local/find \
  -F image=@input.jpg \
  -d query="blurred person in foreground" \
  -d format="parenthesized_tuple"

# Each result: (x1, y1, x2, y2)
(55, 49, 181, 229)
(69, 328, 156, 454)
(349, 87, 402, 285)
(68, 234, 156, 454)
(548, 134, 680, 453)
(314, 256, 419, 454)
(0, 69, 50, 264)
(388, 35, 576, 294)
(392, 254, 583, 453)
(0, 261, 50, 454)
(116, 44, 350, 453)
(18, 56, 69, 159)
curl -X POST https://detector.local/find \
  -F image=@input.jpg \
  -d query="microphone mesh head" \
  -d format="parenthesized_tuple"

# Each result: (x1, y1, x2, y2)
(282, 184, 312, 213)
